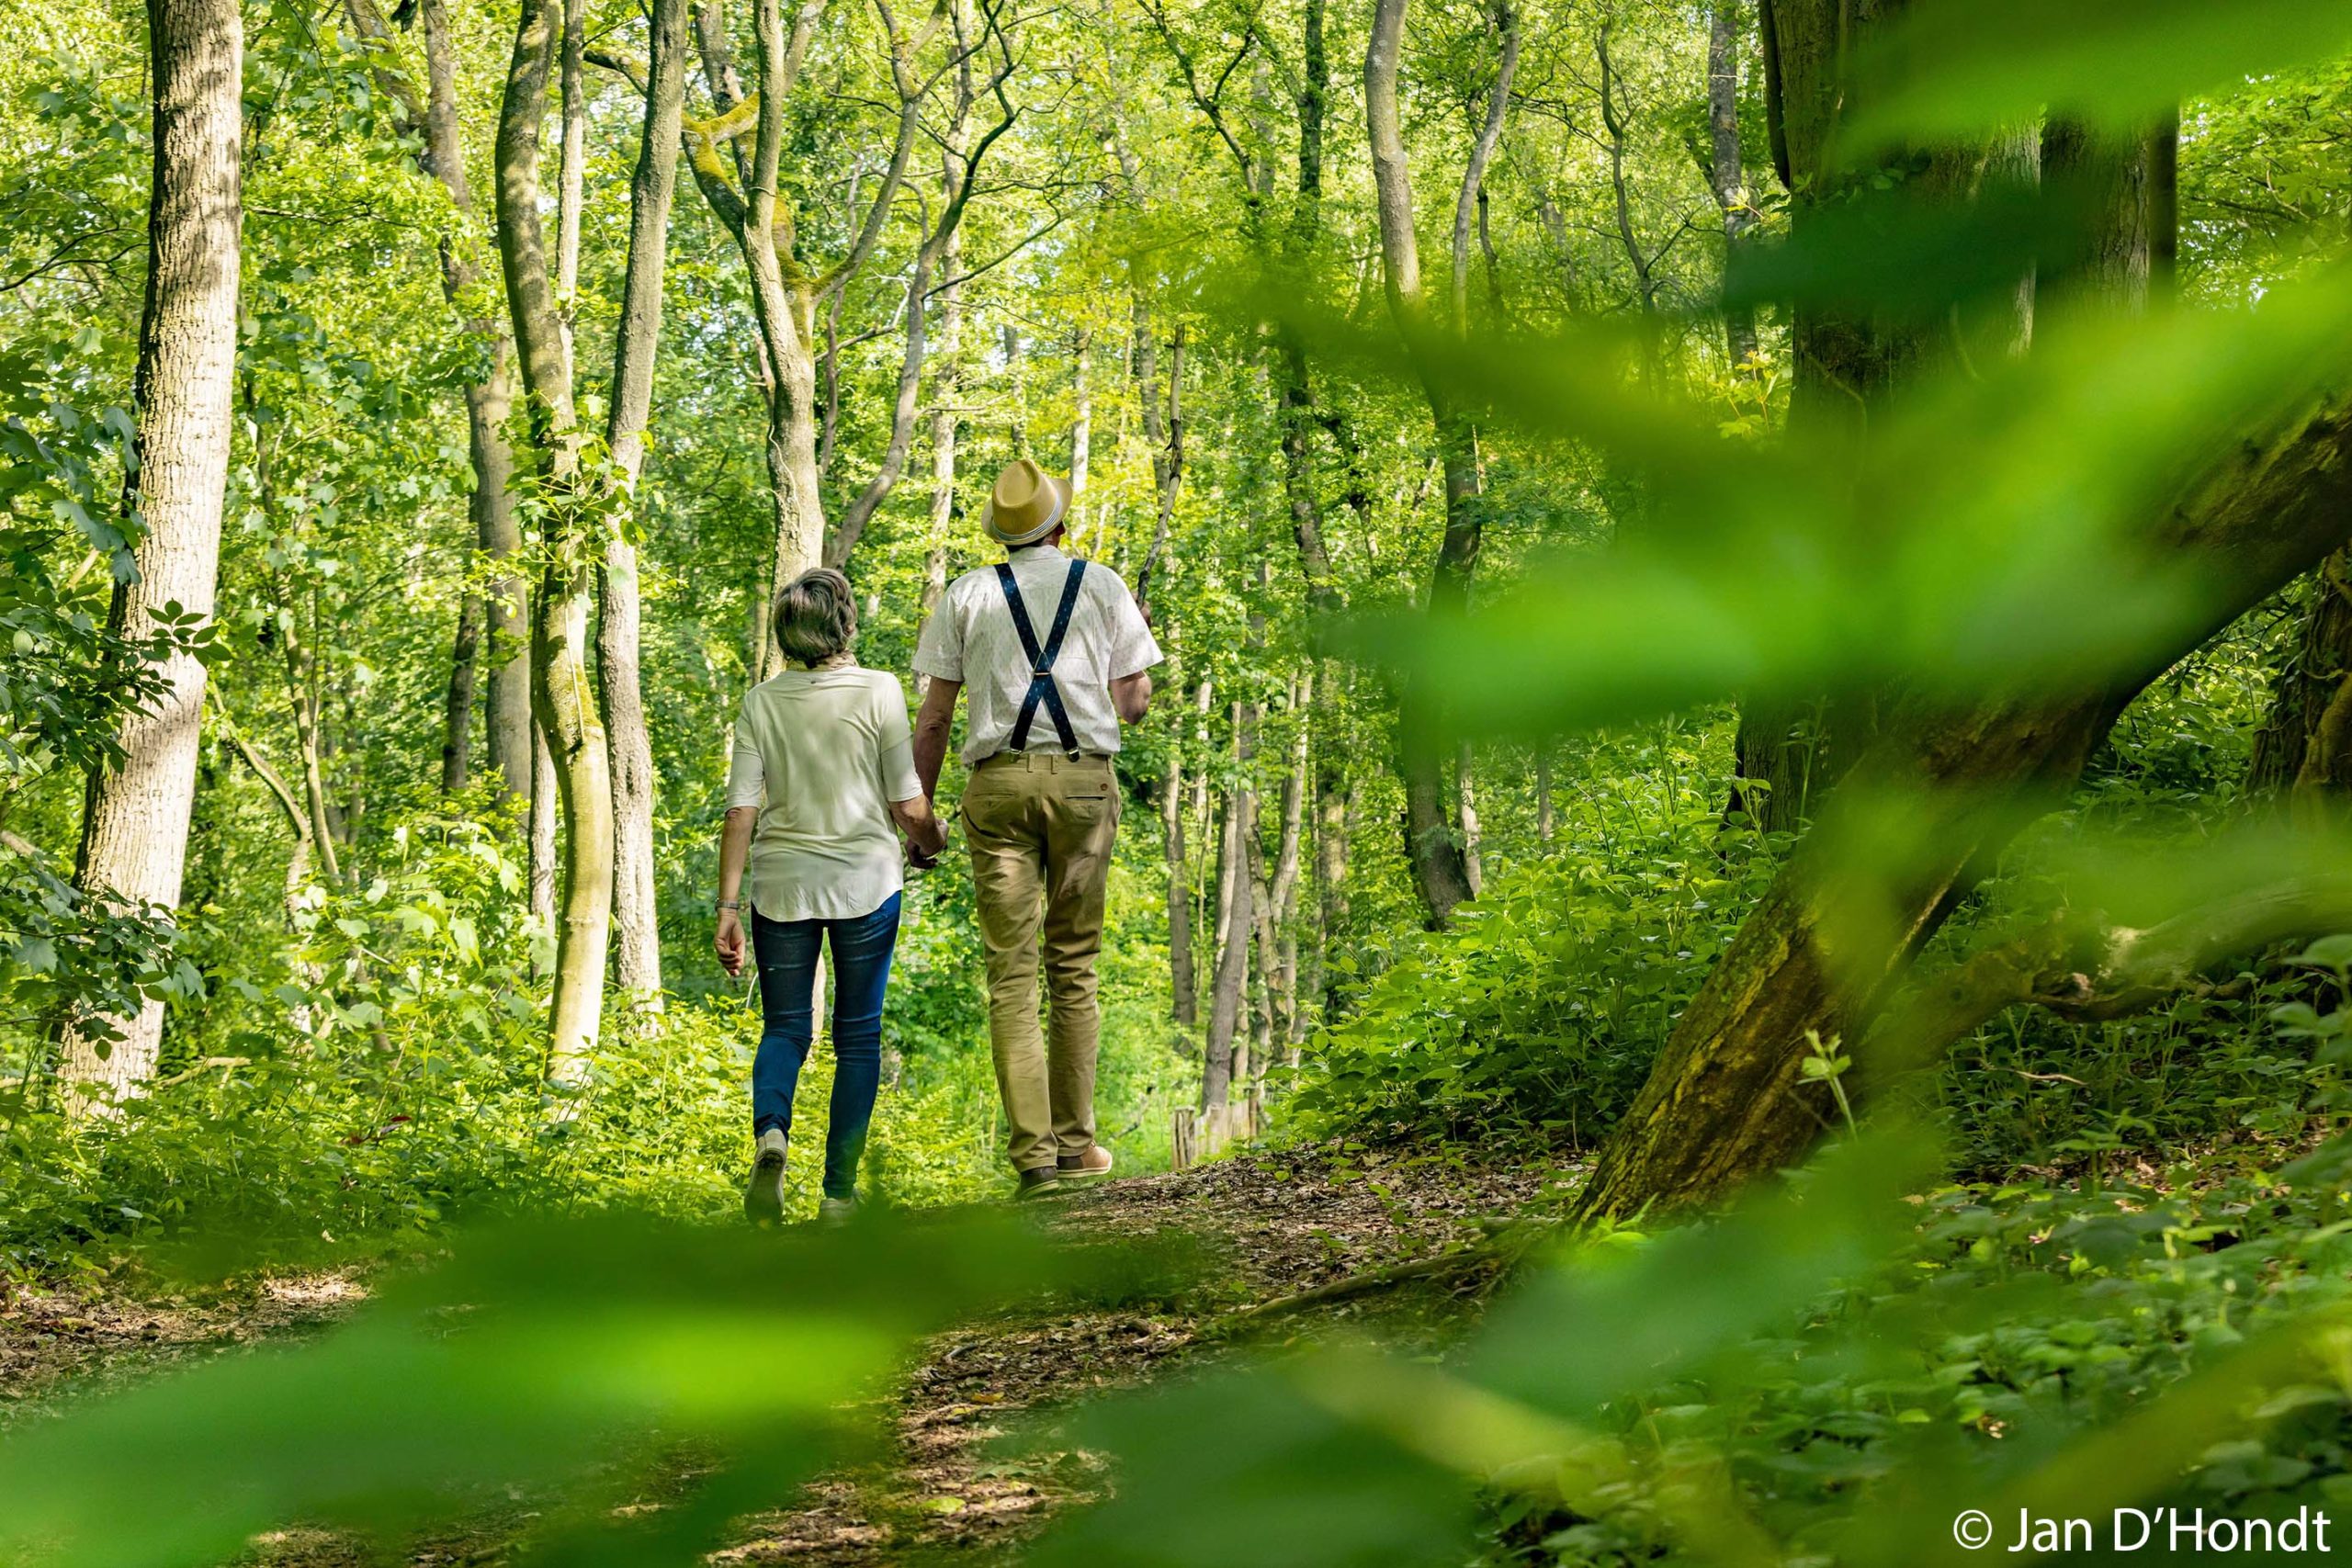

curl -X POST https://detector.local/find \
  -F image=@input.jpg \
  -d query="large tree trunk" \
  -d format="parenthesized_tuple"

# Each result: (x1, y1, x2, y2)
(1578, 355, 2352, 1228)
(1729, 0, 2036, 832)
(477, 345, 532, 801)
(599, 0, 692, 1002)
(1584, 84, 2173, 1220)
(497, 0, 613, 1073)
(61, 0, 243, 1111)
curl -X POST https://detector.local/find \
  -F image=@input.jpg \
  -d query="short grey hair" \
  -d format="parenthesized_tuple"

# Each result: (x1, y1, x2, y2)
(773, 568, 857, 666)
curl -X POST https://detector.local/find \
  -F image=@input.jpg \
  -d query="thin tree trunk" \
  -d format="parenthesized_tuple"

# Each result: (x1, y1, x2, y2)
(345, 0, 529, 803)
(1596, 17, 1657, 335)
(1367, 0, 1487, 928)
(1456, 741, 1483, 899)
(1203, 689, 1254, 1138)
(599, 0, 692, 1002)
(1164, 692, 1198, 1028)
(1535, 743, 1555, 841)
(1312, 713, 1351, 1021)
(1203, 767, 1254, 1147)
(1133, 310, 1184, 616)
(61, 0, 243, 1111)
(1069, 326, 1092, 521)
(1707, 1, 1758, 369)
(680, 0, 831, 678)
(556, 0, 587, 369)
(1270, 680, 1309, 1060)
(919, 210, 963, 637)
(497, 0, 614, 1073)
(440, 595, 480, 792)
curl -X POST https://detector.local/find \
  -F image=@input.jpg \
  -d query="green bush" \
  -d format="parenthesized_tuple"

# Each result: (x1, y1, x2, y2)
(1295, 818, 1780, 1148)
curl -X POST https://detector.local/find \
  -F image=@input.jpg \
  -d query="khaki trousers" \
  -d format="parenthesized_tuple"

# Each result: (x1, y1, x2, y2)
(960, 751, 1120, 1174)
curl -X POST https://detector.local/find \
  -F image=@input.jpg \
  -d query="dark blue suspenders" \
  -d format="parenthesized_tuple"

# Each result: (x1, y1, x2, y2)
(994, 558, 1090, 756)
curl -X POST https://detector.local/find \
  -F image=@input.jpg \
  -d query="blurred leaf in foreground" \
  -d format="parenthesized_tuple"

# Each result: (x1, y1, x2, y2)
(0, 1210, 1056, 1567)
(1320, 258, 2352, 743)
(1839, 0, 2352, 154)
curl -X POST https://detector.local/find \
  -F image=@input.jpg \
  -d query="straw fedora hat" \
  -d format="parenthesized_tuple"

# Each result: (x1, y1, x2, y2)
(982, 457, 1072, 547)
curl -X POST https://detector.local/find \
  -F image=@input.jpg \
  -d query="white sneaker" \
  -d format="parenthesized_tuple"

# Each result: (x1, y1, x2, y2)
(818, 1195, 860, 1225)
(742, 1128, 788, 1225)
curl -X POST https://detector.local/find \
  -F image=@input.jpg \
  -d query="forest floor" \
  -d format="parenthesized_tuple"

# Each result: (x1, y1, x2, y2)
(0, 1142, 1577, 1565)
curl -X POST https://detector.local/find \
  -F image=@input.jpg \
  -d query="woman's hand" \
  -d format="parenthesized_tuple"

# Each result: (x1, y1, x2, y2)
(715, 907, 747, 977)
(891, 794, 949, 868)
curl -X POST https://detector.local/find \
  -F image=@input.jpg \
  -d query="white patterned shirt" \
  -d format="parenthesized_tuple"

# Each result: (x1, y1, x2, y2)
(725, 664, 922, 921)
(911, 547, 1162, 764)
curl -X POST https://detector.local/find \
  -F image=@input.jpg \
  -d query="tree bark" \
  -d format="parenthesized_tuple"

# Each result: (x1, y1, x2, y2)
(1132, 310, 1183, 617)
(556, 0, 587, 369)
(598, 0, 692, 1003)
(529, 716, 559, 931)
(62, 0, 243, 1111)
(496, 0, 614, 1073)
(1730, 0, 2039, 832)
(439, 595, 481, 792)
(1367, 0, 1487, 928)
(1203, 701, 1255, 1143)
(1456, 741, 1483, 899)
(1579, 389, 2352, 1220)
(343, 0, 531, 804)
(2248, 550, 2352, 795)
(1707, 2, 1758, 370)
(1312, 715, 1351, 1021)
(1270, 682, 1310, 1059)
(1163, 687, 1199, 1028)
(918, 170, 964, 640)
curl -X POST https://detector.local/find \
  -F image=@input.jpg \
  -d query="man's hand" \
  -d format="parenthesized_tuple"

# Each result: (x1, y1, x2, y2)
(715, 908, 747, 978)
(1111, 669, 1153, 724)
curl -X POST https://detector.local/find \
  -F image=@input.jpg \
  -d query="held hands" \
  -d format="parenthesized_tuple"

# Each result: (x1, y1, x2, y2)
(715, 906, 746, 977)
(904, 794, 950, 871)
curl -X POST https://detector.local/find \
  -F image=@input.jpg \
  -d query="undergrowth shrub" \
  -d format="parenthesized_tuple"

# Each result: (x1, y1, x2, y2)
(1294, 827, 1780, 1147)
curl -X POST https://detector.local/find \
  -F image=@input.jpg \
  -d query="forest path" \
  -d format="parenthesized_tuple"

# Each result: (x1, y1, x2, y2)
(720, 1145, 1560, 1563)
(0, 1145, 1565, 1565)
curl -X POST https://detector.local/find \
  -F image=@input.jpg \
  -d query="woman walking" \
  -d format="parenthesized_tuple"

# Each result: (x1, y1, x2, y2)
(715, 569, 946, 1223)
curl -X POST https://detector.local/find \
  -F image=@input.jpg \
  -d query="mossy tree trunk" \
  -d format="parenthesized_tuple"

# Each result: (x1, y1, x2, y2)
(600, 0, 693, 1002)
(495, 0, 613, 1076)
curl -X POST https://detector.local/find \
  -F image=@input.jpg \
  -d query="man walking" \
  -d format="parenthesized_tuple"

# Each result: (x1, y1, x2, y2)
(912, 457, 1159, 1198)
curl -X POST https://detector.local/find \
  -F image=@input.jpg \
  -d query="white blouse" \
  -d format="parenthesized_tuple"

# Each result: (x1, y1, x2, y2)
(724, 663, 923, 922)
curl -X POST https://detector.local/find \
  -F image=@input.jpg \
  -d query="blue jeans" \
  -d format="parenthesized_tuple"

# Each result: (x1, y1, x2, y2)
(750, 893, 901, 1200)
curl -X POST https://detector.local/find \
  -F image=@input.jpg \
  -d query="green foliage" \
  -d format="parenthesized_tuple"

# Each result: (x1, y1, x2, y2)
(1296, 835, 1769, 1149)
(1031, 1126, 2352, 1568)
(0, 1210, 1076, 1567)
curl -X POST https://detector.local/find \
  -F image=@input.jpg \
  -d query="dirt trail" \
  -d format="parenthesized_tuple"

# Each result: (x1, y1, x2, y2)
(720, 1146, 1562, 1563)
(0, 1145, 1567, 1564)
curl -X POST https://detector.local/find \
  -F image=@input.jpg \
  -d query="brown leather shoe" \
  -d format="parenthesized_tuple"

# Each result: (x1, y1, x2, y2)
(1056, 1144, 1114, 1179)
(1015, 1166, 1065, 1201)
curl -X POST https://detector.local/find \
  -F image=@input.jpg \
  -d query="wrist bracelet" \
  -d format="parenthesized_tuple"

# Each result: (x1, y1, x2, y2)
(717, 899, 742, 911)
